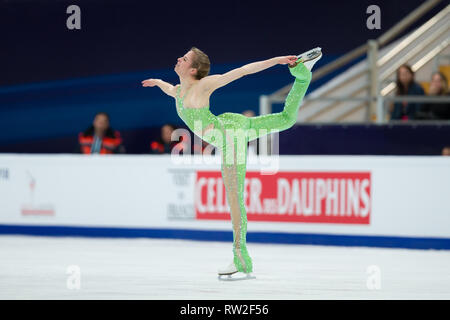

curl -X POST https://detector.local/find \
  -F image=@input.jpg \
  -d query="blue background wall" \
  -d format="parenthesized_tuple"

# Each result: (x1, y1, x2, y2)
(1, 0, 447, 154)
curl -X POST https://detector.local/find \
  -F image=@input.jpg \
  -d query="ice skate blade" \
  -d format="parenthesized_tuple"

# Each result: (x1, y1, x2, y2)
(290, 47, 322, 69)
(218, 272, 256, 281)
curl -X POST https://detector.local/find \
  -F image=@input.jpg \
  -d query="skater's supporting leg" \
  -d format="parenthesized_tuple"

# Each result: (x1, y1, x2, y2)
(247, 62, 312, 141)
(220, 132, 253, 274)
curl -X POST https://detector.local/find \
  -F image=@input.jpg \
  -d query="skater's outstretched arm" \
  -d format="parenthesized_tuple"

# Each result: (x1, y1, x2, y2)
(141, 79, 177, 97)
(202, 56, 298, 93)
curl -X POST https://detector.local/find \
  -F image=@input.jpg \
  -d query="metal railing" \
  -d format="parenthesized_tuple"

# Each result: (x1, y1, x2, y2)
(380, 37, 449, 97)
(434, 54, 450, 70)
(258, 95, 450, 156)
(261, 0, 449, 126)
(377, 95, 450, 123)
(269, 95, 450, 121)
(267, 0, 445, 101)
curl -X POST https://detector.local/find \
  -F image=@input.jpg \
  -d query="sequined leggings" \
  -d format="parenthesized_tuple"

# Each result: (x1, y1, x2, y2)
(203, 62, 312, 273)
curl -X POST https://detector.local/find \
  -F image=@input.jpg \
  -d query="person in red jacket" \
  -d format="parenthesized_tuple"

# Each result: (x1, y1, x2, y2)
(78, 112, 125, 154)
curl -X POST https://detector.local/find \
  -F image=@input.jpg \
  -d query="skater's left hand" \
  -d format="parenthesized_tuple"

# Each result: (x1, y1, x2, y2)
(141, 78, 159, 87)
(278, 56, 298, 66)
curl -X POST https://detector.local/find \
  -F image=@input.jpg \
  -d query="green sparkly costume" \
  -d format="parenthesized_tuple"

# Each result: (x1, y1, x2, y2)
(175, 62, 312, 273)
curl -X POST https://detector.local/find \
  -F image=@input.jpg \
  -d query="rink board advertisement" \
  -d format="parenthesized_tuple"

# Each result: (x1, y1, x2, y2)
(0, 154, 449, 249)
(195, 171, 371, 224)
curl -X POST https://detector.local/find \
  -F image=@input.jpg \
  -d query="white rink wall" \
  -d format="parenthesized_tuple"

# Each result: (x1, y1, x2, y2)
(0, 154, 449, 249)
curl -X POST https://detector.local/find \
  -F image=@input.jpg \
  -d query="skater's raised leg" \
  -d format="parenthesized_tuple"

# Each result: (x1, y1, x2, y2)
(247, 48, 321, 141)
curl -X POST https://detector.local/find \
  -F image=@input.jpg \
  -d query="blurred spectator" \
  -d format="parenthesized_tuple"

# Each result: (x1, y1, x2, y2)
(78, 112, 125, 154)
(442, 146, 450, 156)
(242, 110, 255, 118)
(389, 64, 425, 121)
(150, 123, 187, 154)
(420, 72, 450, 120)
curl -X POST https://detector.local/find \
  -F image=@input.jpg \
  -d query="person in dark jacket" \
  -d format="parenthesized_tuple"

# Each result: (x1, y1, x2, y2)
(421, 72, 450, 120)
(389, 64, 425, 121)
(78, 112, 125, 154)
(150, 123, 188, 154)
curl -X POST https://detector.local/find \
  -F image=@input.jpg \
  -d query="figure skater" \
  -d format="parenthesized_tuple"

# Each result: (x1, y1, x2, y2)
(142, 47, 322, 279)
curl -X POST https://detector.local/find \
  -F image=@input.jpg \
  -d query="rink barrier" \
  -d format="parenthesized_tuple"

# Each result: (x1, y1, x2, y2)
(1, 224, 450, 250)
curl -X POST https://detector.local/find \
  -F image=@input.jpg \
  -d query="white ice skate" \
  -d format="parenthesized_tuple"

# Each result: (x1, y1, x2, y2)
(293, 47, 322, 71)
(217, 262, 256, 281)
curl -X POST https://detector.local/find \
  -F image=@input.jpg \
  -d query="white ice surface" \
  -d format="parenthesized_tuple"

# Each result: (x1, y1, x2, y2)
(1, 235, 449, 300)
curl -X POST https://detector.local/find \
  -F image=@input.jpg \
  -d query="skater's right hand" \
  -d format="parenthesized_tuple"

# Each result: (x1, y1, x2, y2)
(278, 56, 298, 66)
(141, 78, 159, 87)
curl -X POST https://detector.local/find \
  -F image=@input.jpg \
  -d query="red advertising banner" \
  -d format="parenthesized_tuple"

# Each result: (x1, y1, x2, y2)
(195, 171, 371, 224)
